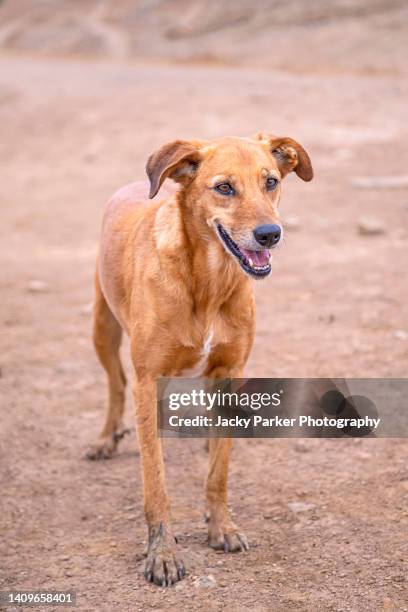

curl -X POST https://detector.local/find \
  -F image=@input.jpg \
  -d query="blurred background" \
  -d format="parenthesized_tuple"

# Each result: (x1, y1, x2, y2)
(1, 0, 408, 74)
(1, 1, 407, 610)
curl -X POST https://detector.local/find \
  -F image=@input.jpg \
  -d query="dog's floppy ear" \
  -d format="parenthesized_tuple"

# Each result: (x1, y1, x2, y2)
(146, 140, 202, 199)
(255, 132, 313, 181)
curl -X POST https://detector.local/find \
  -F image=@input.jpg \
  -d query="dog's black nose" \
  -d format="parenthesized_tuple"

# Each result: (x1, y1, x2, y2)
(253, 224, 281, 247)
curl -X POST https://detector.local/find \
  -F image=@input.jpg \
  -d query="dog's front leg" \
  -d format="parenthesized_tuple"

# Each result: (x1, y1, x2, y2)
(206, 437, 249, 553)
(133, 376, 185, 586)
(205, 366, 249, 553)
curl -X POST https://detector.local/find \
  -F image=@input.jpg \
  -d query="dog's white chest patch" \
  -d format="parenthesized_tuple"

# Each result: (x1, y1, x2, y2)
(180, 328, 214, 377)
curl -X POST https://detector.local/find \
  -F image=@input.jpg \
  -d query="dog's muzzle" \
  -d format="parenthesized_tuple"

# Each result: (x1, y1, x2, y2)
(216, 224, 273, 279)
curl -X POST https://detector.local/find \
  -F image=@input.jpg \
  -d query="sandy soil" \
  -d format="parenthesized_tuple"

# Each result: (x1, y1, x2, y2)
(1, 51, 408, 611)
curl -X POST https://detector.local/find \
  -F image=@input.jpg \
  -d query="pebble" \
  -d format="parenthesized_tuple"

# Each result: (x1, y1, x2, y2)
(27, 279, 49, 293)
(284, 216, 301, 231)
(352, 175, 408, 189)
(357, 218, 385, 236)
(80, 301, 93, 315)
(193, 574, 217, 589)
(393, 330, 408, 340)
(287, 501, 316, 513)
(55, 361, 78, 374)
(392, 574, 405, 582)
(174, 583, 185, 591)
(294, 440, 311, 453)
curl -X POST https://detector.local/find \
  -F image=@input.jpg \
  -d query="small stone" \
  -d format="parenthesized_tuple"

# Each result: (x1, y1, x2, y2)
(357, 218, 385, 236)
(352, 175, 408, 189)
(394, 330, 408, 340)
(55, 361, 77, 374)
(288, 501, 316, 513)
(284, 216, 300, 231)
(193, 574, 217, 589)
(27, 280, 49, 293)
(392, 574, 405, 582)
(174, 583, 185, 591)
(80, 301, 93, 315)
(294, 441, 310, 453)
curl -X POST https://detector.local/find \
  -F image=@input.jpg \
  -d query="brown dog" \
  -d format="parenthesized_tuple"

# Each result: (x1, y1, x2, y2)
(87, 133, 313, 586)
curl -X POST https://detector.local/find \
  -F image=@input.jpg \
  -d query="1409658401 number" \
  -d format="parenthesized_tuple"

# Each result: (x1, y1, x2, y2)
(1, 591, 76, 606)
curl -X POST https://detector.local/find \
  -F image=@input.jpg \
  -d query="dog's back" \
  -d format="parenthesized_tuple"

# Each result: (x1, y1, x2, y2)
(97, 181, 177, 330)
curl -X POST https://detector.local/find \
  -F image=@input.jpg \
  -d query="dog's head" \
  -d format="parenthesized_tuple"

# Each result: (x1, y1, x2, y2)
(146, 134, 313, 279)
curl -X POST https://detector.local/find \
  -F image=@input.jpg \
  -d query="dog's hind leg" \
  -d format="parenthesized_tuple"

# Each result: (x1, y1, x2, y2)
(86, 270, 129, 460)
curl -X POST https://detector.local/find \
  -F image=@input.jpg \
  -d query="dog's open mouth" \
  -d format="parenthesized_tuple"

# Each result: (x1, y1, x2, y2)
(217, 224, 272, 279)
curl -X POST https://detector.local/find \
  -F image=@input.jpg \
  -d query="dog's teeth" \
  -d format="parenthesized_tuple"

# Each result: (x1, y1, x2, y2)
(248, 257, 254, 267)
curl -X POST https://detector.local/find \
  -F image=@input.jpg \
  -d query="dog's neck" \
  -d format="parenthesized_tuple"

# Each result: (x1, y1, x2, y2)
(176, 190, 250, 315)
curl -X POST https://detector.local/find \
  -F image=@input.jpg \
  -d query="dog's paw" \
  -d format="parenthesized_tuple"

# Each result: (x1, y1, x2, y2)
(208, 520, 249, 553)
(85, 435, 116, 460)
(85, 428, 133, 460)
(144, 523, 186, 587)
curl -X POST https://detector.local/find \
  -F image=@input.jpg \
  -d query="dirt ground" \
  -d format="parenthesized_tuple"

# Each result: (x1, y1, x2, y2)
(1, 8, 408, 610)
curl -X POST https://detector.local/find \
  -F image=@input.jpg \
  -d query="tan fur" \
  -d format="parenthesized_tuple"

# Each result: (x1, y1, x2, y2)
(87, 134, 313, 586)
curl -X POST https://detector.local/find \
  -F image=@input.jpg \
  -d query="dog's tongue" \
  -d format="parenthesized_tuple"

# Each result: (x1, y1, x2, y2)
(241, 248, 270, 266)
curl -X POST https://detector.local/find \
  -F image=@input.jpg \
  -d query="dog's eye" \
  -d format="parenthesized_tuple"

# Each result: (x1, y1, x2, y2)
(215, 182, 235, 196)
(266, 177, 279, 191)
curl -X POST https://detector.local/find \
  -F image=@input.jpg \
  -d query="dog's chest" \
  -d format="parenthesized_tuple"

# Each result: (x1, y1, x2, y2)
(179, 328, 215, 377)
